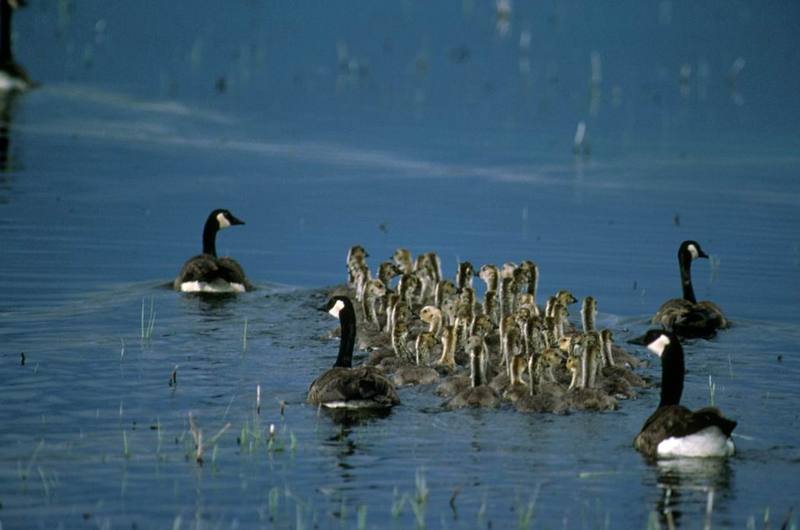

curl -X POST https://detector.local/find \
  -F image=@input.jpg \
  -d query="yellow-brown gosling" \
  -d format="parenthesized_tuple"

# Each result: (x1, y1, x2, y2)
(392, 247, 414, 275)
(478, 264, 499, 292)
(377, 261, 401, 292)
(652, 240, 729, 339)
(444, 336, 500, 409)
(470, 313, 494, 339)
(415, 331, 438, 366)
(308, 296, 400, 409)
(437, 325, 458, 370)
(391, 319, 413, 363)
(580, 296, 597, 333)
(419, 305, 444, 337)
(363, 279, 387, 327)
(456, 260, 475, 292)
(346, 245, 368, 288)
(434, 279, 458, 308)
(174, 209, 252, 293)
(351, 261, 370, 303)
(483, 289, 499, 325)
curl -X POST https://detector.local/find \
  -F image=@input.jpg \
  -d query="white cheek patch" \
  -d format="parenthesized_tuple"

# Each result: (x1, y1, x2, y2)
(647, 334, 671, 357)
(687, 244, 699, 259)
(217, 212, 231, 229)
(328, 299, 345, 318)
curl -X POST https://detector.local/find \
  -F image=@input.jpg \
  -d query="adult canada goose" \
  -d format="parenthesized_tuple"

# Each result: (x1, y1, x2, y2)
(308, 296, 400, 409)
(173, 209, 252, 293)
(634, 329, 736, 459)
(0, 0, 35, 92)
(652, 240, 729, 339)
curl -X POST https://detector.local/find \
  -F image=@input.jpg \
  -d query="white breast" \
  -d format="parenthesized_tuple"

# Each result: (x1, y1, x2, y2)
(180, 280, 246, 293)
(657, 426, 735, 458)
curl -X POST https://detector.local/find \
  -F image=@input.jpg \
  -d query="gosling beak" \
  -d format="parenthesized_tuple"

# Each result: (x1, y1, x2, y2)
(627, 333, 648, 346)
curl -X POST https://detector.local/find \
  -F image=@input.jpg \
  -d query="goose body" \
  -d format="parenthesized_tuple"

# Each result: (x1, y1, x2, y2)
(634, 329, 736, 459)
(174, 209, 251, 293)
(308, 296, 400, 409)
(652, 240, 728, 339)
(0, 0, 35, 92)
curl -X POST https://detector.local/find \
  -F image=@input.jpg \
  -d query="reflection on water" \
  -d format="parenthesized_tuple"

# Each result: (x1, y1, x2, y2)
(654, 458, 733, 527)
(1, 1, 799, 527)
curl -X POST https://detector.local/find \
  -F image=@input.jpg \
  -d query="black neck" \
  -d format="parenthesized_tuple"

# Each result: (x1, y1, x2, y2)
(659, 341, 685, 407)
(335, 301, 356, 368)
(0, 2, 11, 66)
(202, 215, 219, 257)
(678, 249, 697, 303)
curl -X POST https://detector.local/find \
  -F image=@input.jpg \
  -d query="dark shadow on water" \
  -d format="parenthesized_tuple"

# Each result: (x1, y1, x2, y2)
(321, 406, 394, 427)
(178, 291, 243, 317)
(653, 458, 733, 527)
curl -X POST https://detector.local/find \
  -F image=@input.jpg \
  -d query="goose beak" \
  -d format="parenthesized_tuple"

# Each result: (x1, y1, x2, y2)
(698, 249, 709, 259)
(627, 333, 648, 345)
(228, 214, 245, 226)
(316, 304, 328, 312)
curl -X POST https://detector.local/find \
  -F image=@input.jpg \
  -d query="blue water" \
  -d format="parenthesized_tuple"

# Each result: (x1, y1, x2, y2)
(1, 2, 799, 528)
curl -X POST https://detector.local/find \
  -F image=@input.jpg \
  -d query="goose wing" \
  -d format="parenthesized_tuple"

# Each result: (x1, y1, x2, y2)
(651, 298, 694, 329)
(635, 405, 737, 457)
(217, 256, 252, 289)
(308, 367, 399, 408)
(173, 254, 220, 289)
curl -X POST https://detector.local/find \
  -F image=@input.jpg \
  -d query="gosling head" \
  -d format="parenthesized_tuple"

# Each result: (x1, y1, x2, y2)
(392, 248, 413, 273)
(478, 264, 499, 289)
(366, 279, 387, 298)
(500, 262, 517, 279)
(419, 305, 443, 324)
(555, 289, 577, 306)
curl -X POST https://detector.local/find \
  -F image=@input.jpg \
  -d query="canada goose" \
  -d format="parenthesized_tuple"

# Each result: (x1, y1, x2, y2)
(634, 329, 736, 458)
(652, 240, 729, 339)
(173, 209, 252, 293)
(444, 336, 500, 409)
(308, 296, 400, 409)
(0, 0, 35, 92)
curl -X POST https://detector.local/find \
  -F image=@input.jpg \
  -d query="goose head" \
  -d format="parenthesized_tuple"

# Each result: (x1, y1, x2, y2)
(679, 240, 709, 262)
